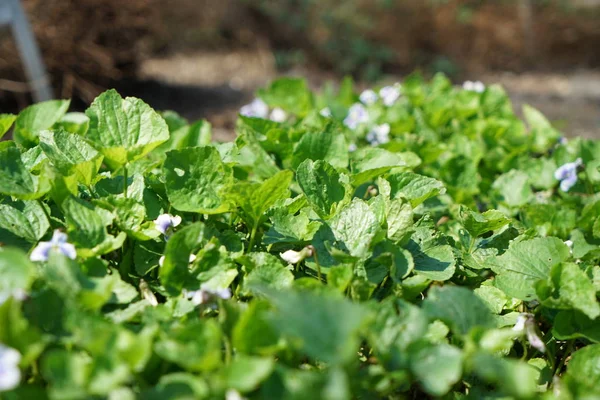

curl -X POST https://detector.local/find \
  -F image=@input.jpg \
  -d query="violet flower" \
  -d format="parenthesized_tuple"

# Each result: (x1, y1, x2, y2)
(30, 230, 76, 262)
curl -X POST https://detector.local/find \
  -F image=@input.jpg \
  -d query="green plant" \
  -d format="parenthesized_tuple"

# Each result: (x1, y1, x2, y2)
(1, 75, 600, 398)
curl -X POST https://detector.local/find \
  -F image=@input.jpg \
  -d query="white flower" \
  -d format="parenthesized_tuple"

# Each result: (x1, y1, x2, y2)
(359, 89, 378, 105)
(558, 136, 568, 145)
(512, 314, 527, 332)
(554, 158, 582, 192)
(280, 246, 314, 264)
(348, 143, 357, 152)
(269, 107, 287, 122)
(0, 289, 27, 306)
(343, 103, 368, 130)
(319, 107, 332, 118)
(512, 313, 546, 353)
(30, 230, 76, 262)
(240, 98, 269, 119)
(0, 344, 21, 392)
(226, 389, 245, 400)
(154, 214, 182, 239)
(564, 240, 574, 255)
(379, 84, 401, 106)
(463, 80, 485, 93)
(184, 285, 232, 306)
(158, 254, 196, 268)
(366, 123, 391, 146)
(139, 279, 158, 307)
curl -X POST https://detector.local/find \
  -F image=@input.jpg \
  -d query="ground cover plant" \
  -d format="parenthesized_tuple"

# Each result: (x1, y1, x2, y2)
(1, 74, 600, 399)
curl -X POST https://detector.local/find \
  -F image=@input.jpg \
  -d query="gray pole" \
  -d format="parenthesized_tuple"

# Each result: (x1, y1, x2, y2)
(0, 0, 53, 102)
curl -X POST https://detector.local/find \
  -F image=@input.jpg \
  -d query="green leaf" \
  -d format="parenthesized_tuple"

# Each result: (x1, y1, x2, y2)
(144, 373, 209, 400)
(458, 207, 510, 238)
(163, 146, 233, 214)
(258, 78, 313, 115)
(387, 172, 445, 208)
(225, 170, 294, 229)
(536, 262, 600, 319)
(523, 104, 561, 153)
(553, 311, 600, 343)
(423, 286, 495, 336)
(563, 344, 600, 397)
(291, 125, 348, 169)
(297, 160, 347, 219)
(233, 300, 280, 355)
(160, 222, 211, 294)
(264, 207, 321, 245)
(13, 99, 70, 147)
(62, 196, 107, 249)
(406, 229, 456, 281)
(410, 343, 463, 397)
(0, 146, 49, 199)
(310, 199, 380, 269)
(55, 112, 90, 135)
(154, 319, 222, 372)
(473, 285, 508, 314)
(41, 350, 91, 400)
(0, 113, 16, 139)
(242, 254, 294, 295)
(0, 248, 35, 295)
(224, 355, 274, 392)
(162, 119, 212, 151)
(85, 89, 169, 167)
(470, 352, 537, 399)
(489, 237, 571, 300)
(263, 288, 368, 364)
(0, 201, 49, 242)
(491, 170, 533, 208)
(367, 299, 428, 363)
(39, 129, 103, 186)
(351, 148, 421, 186)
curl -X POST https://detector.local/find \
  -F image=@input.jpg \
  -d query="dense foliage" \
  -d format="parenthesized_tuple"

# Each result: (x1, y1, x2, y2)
(1, 74, 600, 399)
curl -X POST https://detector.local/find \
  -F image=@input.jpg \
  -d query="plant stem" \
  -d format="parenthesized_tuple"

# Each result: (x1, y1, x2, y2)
(123, 164, 128, 198)
(248, 223, 258, 252)
(223, 334, 232, 366)
(553, 340, 574, 377)
(313, 248, 322, 282)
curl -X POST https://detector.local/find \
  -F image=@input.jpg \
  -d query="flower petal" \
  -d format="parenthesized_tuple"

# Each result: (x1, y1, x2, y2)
(50, 230, 68, 245)
(59, 243, 77, 260)
(0, 366, 20, 392)
(29, 242, 53, 262)
(0, 345, 21, 367)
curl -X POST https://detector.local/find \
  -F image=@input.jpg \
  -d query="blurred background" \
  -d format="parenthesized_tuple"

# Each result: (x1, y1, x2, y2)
(0, 0, 599, 139)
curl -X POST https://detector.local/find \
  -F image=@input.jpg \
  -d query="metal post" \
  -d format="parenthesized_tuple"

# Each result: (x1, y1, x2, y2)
(1, 0, 53, 102)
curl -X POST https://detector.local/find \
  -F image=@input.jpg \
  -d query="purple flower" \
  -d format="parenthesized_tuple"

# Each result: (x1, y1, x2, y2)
(554, 158, 582, 192)
(240, 98, 269, 119)
(154, 214, 182, 239)
(379, 84, 401, 106)
(0, 344, 21, 392)
(30, 230, 76, 262)
(366, 123, 391, 146)
(343, 103, 369, 130)
(359, 89, 378, 105)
